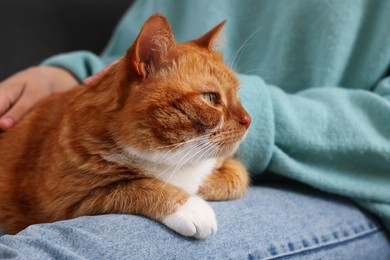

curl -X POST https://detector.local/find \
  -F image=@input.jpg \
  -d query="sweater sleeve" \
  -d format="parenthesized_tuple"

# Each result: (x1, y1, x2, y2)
(238, 74, 390, 229)
(41, 51, 107, 83)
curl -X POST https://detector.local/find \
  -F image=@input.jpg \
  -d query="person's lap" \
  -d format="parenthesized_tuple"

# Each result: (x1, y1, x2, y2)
(0, 181, 389, 259)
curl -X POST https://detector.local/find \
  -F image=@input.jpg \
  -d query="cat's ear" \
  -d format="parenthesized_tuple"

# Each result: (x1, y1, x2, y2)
(131, 14, 176, 78)
(190, 20, 226, 51)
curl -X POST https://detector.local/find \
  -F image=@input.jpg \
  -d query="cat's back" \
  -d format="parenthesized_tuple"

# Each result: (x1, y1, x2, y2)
(0, 89, 77, 172)
(0, 89, 78, 228)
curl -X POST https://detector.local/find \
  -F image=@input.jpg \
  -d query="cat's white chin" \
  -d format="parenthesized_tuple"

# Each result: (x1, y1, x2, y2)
(217, 141, 241, 158)
(122, 140, 219, 167)
(104, 146, 218, 194)
(162, 196, 217, 239)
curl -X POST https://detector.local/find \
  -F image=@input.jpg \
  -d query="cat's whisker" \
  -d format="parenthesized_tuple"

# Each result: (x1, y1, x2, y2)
(153, 136, 210, 165)
(212, 139, 228, 159)
(208, 130, 245, 158)
(0, 13, 252, 238)
(216, 141, 227, 158)
(154, 134, 210, 150)
(208, 129, 237, 141)
(159, 143, 214, 189)
(158, 142, 210, 189)
(190, 142, 213, 166)
(234, 43, 254, 72)
(193, 142, 216, 166)
(156, 143, 194, 165)
(230, 42, 251, 72)
(165, 141, 212, 180)
(192, 141, 216, 162)
(171, 141, 209, 171)
(153, 140, 209, 187)
(241, 68, 271, 75)
(208, 143, 220, 160)
(156, 136, 210, 165)
(228, 25, 263, 71)
(237, 63, 275, 80)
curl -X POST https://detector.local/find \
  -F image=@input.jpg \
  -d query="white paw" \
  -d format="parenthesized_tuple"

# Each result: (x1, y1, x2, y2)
(163, 196, 217, 239)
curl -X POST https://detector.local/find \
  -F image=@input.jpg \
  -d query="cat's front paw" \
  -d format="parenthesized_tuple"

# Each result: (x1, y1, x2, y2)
(163, 196, 217, 239)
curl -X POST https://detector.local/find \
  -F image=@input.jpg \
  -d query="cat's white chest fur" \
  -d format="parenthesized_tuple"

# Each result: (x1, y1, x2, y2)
(104, 147, 217, 194)
(147, 158, 216, 194)
(104, 146, 219, 238)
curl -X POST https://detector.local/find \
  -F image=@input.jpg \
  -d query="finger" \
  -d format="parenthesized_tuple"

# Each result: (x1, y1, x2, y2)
(0, 93, 34, 129)
(0, 82, 24, 116)
(83, 59, 121, 86)
(0, 115, 15, 129)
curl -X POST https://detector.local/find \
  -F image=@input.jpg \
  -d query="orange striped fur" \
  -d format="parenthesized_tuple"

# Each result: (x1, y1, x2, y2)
(0, 14, 250, 238)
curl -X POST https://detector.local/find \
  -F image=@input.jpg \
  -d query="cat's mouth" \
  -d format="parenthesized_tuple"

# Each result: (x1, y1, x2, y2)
(207, 128, 248, 158)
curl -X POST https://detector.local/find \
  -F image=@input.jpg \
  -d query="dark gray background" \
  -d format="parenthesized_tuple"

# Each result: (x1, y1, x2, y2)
(0, 0, 133, 81)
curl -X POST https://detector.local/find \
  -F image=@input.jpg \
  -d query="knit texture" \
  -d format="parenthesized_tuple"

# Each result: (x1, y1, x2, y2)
(42, 0, 390, 229)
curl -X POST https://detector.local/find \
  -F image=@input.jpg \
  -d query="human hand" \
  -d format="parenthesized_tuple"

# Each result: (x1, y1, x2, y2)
(0, 66, 79, 130)
(83, 59, 121, 86)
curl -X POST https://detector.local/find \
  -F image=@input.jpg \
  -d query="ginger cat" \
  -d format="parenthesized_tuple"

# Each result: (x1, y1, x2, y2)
(0, 14, 251, 238)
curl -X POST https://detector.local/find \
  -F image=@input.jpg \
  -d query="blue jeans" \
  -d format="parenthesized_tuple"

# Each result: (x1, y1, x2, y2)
(0, 181, 389, 259)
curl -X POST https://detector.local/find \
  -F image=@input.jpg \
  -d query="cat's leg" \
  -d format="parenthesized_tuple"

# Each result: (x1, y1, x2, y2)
(197, 158, 249, 201)
(70, 178, 217, 239)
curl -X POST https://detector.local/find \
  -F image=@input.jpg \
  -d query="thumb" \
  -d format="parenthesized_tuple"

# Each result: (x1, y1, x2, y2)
(0, 116, 15, 129)
(0, 83, 24, 129)
(0, 95, 33, 129)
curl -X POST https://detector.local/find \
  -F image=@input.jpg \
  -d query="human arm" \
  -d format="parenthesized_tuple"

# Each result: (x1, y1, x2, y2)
(237, 74, 390, 230)
(5, 0, 389, 229)
(0, 66, 79, 129)
(0, 50, 110, 130)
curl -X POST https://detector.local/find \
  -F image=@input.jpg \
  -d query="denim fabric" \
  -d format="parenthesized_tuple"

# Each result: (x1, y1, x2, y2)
(42, 0, 390, 226)
(0, 182, 389, 259)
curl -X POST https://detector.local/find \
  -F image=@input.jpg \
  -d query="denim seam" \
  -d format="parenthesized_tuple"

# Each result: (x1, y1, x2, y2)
(254, 221, 381, 259)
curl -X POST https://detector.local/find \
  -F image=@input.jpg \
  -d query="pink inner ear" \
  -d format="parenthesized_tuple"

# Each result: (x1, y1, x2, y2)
(133, 50, 146, 77)
(132, 14, 176, 78)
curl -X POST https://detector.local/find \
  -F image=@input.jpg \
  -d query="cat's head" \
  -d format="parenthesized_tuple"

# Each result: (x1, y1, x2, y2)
(102, 14, 251, 165)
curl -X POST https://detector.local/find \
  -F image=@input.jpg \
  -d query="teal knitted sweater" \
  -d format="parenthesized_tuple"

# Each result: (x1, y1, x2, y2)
(43, 0, 390, 229)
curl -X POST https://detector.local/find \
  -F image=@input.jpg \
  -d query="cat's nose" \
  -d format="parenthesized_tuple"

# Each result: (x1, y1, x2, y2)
(239, 115, 251, 129)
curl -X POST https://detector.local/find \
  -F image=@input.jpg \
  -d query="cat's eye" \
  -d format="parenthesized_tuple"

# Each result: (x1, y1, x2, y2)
(201, 93, 218, 105)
